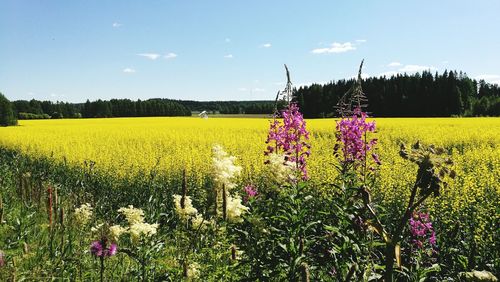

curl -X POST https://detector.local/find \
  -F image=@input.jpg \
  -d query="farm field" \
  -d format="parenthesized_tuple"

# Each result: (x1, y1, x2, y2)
(0, 116, 499, 280)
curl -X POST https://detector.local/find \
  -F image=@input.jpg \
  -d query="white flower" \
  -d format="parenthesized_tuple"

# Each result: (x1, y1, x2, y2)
(74, 203, 93, 226)
(118, 205, 145, 225)
(91, 223, 104, 233)
(129, 222, 159, 242)
(191, 214, 209, 230)
(226, 195, 249, 223)
(212, 145, 242, 190)
(109, 225, 128, 241)
(173, 195, 198, 220)
(266, 153, 296, 184)
(186, 262, 200, 279)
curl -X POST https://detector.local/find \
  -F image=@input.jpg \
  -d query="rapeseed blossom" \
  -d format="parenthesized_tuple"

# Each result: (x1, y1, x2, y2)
(74, 203, 93, 226)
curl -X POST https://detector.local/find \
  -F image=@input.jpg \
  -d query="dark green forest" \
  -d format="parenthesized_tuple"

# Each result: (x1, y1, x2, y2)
(6, 70, 500, 120)
(295, 70, 500, 118)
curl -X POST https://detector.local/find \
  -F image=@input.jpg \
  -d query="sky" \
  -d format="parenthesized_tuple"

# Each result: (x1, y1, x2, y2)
(1, 0, 499, 103)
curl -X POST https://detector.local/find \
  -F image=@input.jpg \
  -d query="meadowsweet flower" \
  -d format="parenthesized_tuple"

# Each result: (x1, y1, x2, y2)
(129, 222, 159, 242)
(91, 223, 104, 233)
(90, 239, 117, 257)
(109, 225, 127, 241)
(173, 194, 198, 220)
(265, 103, 311, 180)
(409, 212, 437, 250)
(118, 205, 144, 225)
(186, 262, 200, 279)
(243, 184, 258, 203)
(226, 195, 249, 223)
(335, 107, 378, 165)
(191, 214, 209, 230)
(74, 203, 93, 226)
(265, 153, 296, 183)
(212, 145, 242, 190)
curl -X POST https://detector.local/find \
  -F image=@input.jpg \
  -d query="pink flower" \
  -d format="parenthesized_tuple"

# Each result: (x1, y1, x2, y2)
(335, 108, 378, 165)
(409, 212, 437, 250)
(265, 103, 311, 180)
(90, 239, 117, 258)
(243, 185, 258, 203)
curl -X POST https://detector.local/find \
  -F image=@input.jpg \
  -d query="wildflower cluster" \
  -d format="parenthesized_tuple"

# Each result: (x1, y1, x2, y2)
(74, 203, 93, 226)
(212, 144, 242, 190)
(335, 107, 379, 165)
(409, 212, 436, 250)
(116, 205, 159, 242)
(265, 103, 311, 180)
(226, 195, 249, 223)
(173, 194, 198, 220)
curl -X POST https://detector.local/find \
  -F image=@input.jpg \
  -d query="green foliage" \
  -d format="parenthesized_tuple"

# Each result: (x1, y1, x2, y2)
(0, 93, 17, 126)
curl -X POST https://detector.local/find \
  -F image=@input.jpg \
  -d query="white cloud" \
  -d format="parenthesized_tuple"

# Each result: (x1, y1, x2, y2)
(312, 42, 356, 54)
(398, 64, 437, 73)
(475, 74, 500, 85)
(388, 62, 402, 67)
(224, 54, 233, 59)
(164, 53, 177, 59)
(356, 39, 367, 43)
(137, 53, 161, 60)
(112, 22, 122, 28)
(225, 38, 231, 43)
(252, 88, 266, 92)
(379, 71, 400, 77)
(123, 68, 136, 73)
(260, 43, 272, 48)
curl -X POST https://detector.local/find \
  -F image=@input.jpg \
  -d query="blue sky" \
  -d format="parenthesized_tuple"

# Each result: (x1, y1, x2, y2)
(1, 0, 499, 103)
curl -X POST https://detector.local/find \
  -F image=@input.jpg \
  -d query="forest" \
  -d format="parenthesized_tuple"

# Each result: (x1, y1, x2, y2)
(6, 70, 500, 120)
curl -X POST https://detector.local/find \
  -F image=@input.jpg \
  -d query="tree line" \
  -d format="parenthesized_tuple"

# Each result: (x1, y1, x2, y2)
(294, 70, 500, 118)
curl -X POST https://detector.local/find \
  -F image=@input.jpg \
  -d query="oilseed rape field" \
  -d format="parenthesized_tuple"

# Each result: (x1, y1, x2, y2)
(0, 116, 499, 280)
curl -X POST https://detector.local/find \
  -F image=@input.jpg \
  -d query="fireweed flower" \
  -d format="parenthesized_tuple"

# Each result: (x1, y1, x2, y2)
(243, 184, 258, 203)
(74, 203, 93, 226)
(90, 239, 117, 257)
(265, 103, 311, 180)
(409, 212, 437, 250)
(173, 194, 198, 220)
(226, 195, 249, 223)
(118, 205, 144, 225)
(335, 107, 378, 165)
(212, 145, 242, 190)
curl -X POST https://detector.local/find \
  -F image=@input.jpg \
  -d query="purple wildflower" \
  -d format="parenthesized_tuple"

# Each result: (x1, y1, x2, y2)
(265, 103, 311, 180)
(243, 185, 258, 203)
(335, 108, 378, 166)
(409, 212, 437, 250)
(90, 239, 117, 258)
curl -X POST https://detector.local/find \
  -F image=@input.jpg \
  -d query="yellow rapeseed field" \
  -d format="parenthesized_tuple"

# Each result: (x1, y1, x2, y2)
(0, 117, 499, 243)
